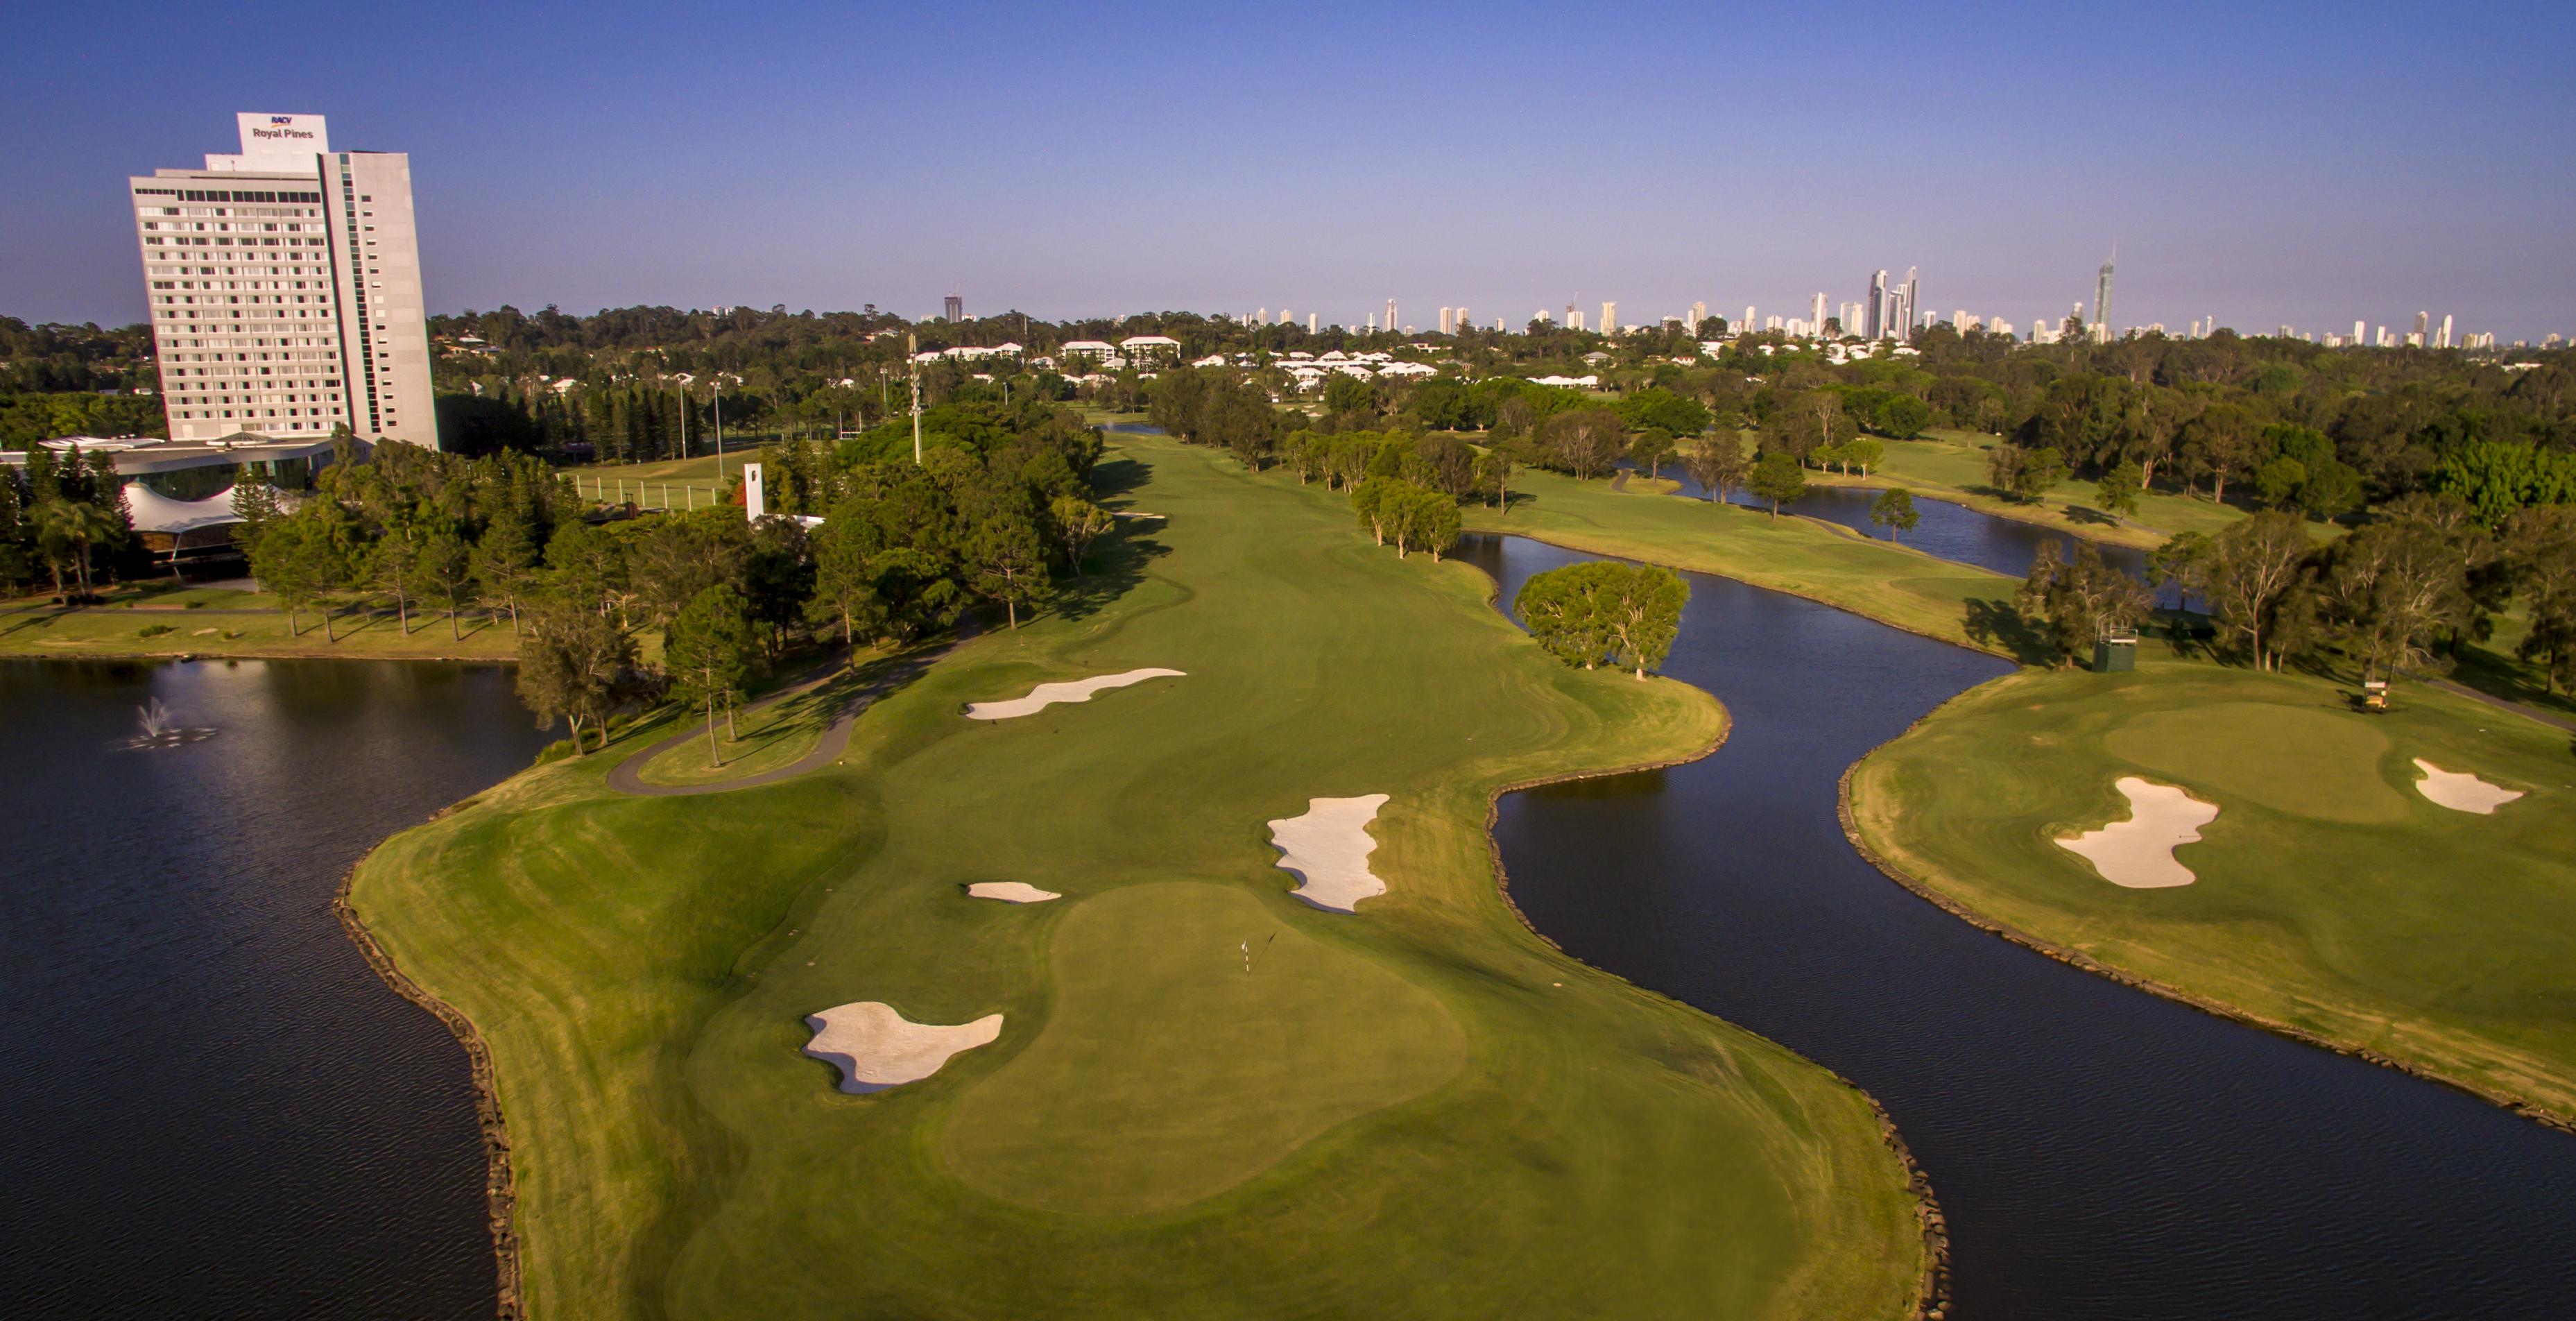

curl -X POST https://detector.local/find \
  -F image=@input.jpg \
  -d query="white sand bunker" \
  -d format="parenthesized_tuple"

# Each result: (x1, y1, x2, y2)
(802, 1002, 1003, 1093)
(1269, 794, 1392, 912)
(965, 882, 1060, 903)
(2056, 776, 2220, 889)
(2412, 759, 2523, 815)
(964, 668, 1185, 720)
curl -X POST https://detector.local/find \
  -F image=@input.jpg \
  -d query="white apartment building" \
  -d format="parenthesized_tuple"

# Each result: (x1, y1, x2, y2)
(129, 113, 436, 448)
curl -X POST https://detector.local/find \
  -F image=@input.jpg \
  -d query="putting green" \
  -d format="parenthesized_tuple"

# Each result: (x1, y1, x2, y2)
(943, 881, 1465, 1214)
(1851, 656, 2576, 1126)
(2103, 701, 2407, 824)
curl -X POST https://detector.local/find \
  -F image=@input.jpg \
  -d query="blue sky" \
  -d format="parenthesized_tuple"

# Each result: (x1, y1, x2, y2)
(9, 1, 2573, 339)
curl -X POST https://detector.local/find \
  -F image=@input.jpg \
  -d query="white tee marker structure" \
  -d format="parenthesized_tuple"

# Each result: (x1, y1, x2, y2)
(1269, 794, 1393, 912)
(2056, 777, 2221, 889)
(2411, 759, 2524, 814)
(963, 669, 1185, 720)
(802, 1002, 1003, 1093)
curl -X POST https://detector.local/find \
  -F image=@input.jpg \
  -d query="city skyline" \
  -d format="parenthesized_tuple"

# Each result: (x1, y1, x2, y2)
(6, 3, 2574, 339)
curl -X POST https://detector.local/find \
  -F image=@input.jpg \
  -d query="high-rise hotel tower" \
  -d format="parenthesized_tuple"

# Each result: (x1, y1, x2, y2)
(128, 114, 436, 448)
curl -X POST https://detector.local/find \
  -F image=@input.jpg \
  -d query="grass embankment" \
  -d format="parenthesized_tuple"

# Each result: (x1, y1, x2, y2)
(1848, 654, 2576, 1125)
(1466, 464, 2025, 656)
(1805, 430, 2281, 551)
(350, 434, 1926, 1320)
(633, 657, 879, 787)
(0, 582, 521, 660)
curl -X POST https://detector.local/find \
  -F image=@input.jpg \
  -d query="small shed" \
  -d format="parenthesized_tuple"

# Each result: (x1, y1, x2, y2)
(2091, 630, 2138, 673)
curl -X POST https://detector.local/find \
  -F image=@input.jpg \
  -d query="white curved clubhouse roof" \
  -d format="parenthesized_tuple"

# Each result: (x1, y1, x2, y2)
(125, 484, 247, 536)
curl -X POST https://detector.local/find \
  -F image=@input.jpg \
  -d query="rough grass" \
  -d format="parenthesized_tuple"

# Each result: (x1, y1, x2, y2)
(352, 434, 1925, 1320)
(1465, 464, 2027, 657)
(1848, 652, 2576, 1124)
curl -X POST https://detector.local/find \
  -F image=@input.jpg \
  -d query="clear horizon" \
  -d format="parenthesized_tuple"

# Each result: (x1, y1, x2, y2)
(9, 0, 2573, 341)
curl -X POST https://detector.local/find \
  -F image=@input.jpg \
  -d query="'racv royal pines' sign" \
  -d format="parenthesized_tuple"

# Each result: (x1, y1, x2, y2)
(235, 112, 329, 156)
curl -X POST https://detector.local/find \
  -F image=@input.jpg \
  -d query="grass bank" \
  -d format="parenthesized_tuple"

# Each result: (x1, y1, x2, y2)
(1847, 652, 2576, 1127)
(350, 434, 1927, 1319)
(1463, 464, 2028, 658)
(0, 583, 522, 661)
(1806, 430, 2285, 551)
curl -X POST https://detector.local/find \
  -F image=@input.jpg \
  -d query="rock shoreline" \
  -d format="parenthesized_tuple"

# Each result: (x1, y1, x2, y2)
(332, 796, 523, 1321)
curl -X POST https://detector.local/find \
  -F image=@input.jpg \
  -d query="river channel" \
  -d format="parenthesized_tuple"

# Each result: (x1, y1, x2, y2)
(1461, 532, 2576, 1318)
(0, 658, 547, 1320)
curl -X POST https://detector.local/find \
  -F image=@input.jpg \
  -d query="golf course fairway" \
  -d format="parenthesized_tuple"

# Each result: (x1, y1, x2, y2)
(1848, 656, 2576, 1127)
(347, 434, 1929, 1320)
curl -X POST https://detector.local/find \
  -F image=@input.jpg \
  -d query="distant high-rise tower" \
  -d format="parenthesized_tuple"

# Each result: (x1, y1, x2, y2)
(1866, 270, 1888, 339)
(1569, 309, 1586, 332)
(1385, 299, 1398, 333)
(1439, 307, 1453, 334)
(1456, 306, 1469, 331)
(2093, 252, 2114, 336)
(1691, 300, 1708, 329)
(944, 293, 963, 321)
(2414, 310, 2430, 338)
(2353, 319, 2366, 344)
(1742, 305, 1754, 332)
(130, 112, 437, 447)
(1600, 300, 1617, 334)
(2438, 314, 2454, 349)
(1810, 292, 1827, 336)
(1901, 267, 1919, 339)
(1307, 313, 1316, 332)
(1278, 307, 1291, 325)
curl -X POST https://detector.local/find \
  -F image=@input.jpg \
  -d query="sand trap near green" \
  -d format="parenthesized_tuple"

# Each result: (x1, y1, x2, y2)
(965, 881, 1061, 903)
(1269, 794, 1391, 912)
(963, 668, 1183, 719)
(2412, 759, 2525, 814)
(2104, 701, 2407, 824)
(803, 1002, 1004, 1093)
(2056, 777, 2221, 888)
(941, 881, 1465, 1216)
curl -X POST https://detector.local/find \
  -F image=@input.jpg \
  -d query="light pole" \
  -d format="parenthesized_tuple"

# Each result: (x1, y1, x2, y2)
(713, 379, 725, 478)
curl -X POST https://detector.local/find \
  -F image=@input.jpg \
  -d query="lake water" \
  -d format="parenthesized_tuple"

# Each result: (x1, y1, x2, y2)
(1636, 460, 2152, 581)
(1461, 532, 2576, 1319)
(0, 658, 549, 1320)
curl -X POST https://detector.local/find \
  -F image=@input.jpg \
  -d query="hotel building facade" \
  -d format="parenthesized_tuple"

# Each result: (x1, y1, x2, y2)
(128, 113, 437, 448)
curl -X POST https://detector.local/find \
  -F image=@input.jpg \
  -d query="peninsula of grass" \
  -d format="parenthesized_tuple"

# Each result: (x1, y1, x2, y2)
(1465, 463, 2026, 656)
(1847, 651, 2576, 1125)
(348, 434, 1927, 1320)
(630, 656, 881, 788)
(1803, 430, 2284, 551)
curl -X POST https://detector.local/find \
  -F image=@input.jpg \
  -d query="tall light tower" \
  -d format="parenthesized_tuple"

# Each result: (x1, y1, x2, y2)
(907, 332, 924, 464)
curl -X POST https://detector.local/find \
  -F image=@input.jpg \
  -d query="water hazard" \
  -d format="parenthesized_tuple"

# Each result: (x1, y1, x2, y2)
(1462, 533, 2576, 1320)
(0, 658, 550, 1320)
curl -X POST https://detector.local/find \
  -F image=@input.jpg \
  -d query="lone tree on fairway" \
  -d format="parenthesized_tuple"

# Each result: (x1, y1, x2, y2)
(2097, 461, 2145, 519)
(1051, 495, 1116, 574)
(1685, 434, 1751, 503)
(667, 583, 753, 765)
(516, 603, 633, 755)
(1870, 488, 1921, 542)
(1746, 451, 1808, 519)
(1515, 561, 1690, 678)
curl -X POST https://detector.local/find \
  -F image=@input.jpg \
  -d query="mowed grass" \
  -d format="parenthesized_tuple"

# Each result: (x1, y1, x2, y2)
(943, 881, 1467, 1216)
(352, 434, 1925, 1320)
(1848, 654, 2576, 1123)
(1805, 431, 2288, 550)
(0, 587, 521, 660)
(633, 660, 879, 787)
(1466, 463, 2025, 656)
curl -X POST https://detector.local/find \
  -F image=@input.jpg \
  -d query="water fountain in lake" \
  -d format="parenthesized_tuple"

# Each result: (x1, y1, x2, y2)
(123, 697, 216, 749)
